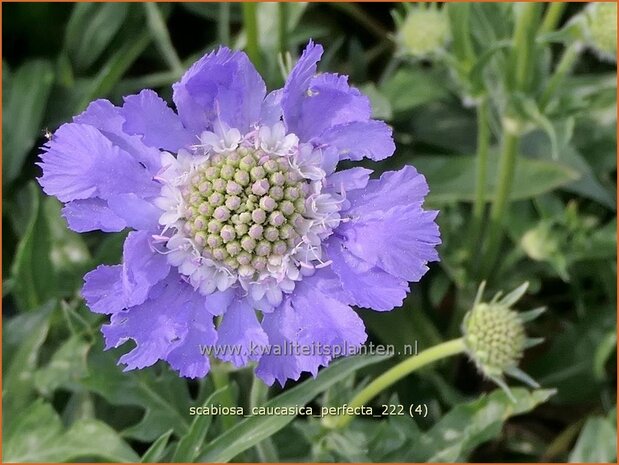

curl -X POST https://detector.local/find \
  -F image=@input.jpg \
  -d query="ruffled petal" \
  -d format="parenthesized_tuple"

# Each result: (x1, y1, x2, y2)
(338, 205, 440, 282)
(165, 290, 217, 378)
(73, 99, 161, 174)
(215, 299, 268, 367)
(260, 89, 283, 126)
(325, 167, 373, 193)
(256, 271, 367, 386)
(317, 120, 395, 162)
(62, 199, 126, 233)
(203, 288, 236, 316)
(107, 193, 162, 232)
(82, 265, 125, 314)
(121, 230, 171, 305)
(291, 73, 371, 141)
(102, 276, 192, 370)
(121, 89, 194, 152)
(172, 47, 266, 133)
(255, 300, 303, 386)
(345, 165, 429, 216)
(282, 40, 323, 134)
(325, 239, 409, 311)
(335, 166, 441, 282)
(38, 123, 159, 203)
(81, 230, 170, 314)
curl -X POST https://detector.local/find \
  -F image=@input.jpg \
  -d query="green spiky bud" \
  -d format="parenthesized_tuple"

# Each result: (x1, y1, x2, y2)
(462, 282, 544, 399)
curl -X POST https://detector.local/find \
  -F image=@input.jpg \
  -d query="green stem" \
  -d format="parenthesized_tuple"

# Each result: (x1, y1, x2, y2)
(539, 2, 566, 35)
(143, 3, 183, 74)
(210, 365, 236, 432)
(480, 3, 541, 277)
(480, 132, 519, 277)
(242, 3, 262, 72)
(468, 97, 491, 266)
(540, 42, 582, 110)
(218, 3, 231, 46)
(330, 3, 388, 40)
(511, 3, 542, 92)
(334, 338, 466, 428)
(250, 378, 279, 462)
(277, 3, 289, 56)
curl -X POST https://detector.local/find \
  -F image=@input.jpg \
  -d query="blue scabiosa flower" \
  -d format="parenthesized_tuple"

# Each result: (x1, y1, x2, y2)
(38, 41, 441, 385)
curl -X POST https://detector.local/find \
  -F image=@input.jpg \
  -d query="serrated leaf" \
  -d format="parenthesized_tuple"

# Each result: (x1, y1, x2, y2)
(4, 400, 139, 463)
(197, 354, 389, 462)
(2, 60, 54, 186)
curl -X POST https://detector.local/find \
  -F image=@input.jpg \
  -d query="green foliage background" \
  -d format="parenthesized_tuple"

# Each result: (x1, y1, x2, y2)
(2, 2, 617, 463)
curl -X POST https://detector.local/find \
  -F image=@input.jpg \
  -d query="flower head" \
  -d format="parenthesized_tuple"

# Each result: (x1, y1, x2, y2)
(395, 4, 450, 58)
(584, 2, 617, 61)
(463, 282, 544, 400)
(38, 41, 441, 385)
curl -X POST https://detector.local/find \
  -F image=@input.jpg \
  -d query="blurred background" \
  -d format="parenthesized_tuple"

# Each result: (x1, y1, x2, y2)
(2, 2, 617, 463)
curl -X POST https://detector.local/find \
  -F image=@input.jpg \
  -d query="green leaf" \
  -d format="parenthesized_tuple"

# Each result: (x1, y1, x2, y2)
(413, 154, 579, 205)
(81, 345, 192, 441)
(78, 30, 151, 111)
(359, 83, 393, 121)
(2, 60, 54, 186)
(34, 335, 91, 397)
(419, 388, 555, 462)
(141, 429, 174, 463)
(569, 414, 617, 463)
(172, 387, 228, 461)
(43, 197, 91, 294)
(9, 183, 57, 310)
(4, 400, 139, 463)
(197, 354, 389, 462)
(64, 3, 129, 71)
(2, 302, 54, 420)
(380, 68, 450, 114)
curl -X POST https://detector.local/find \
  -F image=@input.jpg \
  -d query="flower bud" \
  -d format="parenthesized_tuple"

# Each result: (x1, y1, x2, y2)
(396, 5, 450, 58)
(585, 2, 617, 61)
(462, 282, 544, 399)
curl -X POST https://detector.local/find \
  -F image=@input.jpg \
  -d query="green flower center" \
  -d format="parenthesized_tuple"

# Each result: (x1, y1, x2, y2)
(180, 147, 309, 277)
(463, 303, 526, 378)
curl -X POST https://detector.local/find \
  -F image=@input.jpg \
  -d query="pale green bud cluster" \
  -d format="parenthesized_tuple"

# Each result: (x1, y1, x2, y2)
(463, 302, 526, 379)
(586, 2, 617, 60)
(180, 147, 308, 276)
(397, 6, 450, 58)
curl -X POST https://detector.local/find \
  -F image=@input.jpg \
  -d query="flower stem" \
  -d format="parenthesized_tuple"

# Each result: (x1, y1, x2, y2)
(143, 3, 183, 74)
(242, 3, 262, 72)
(250, 377, 279, 462)
(480, 132, 519, 277)
(218, 2, 231, 46)
(278, 3, 289, 56)
(539, 2, 566, 35)
(468, 97, 491, 266)
(540, 42, 582, 111)
(210, 365, 237, 432)
(480, 3, 541, 277)
(334, 338, 466, 428)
